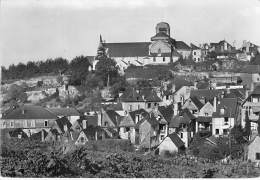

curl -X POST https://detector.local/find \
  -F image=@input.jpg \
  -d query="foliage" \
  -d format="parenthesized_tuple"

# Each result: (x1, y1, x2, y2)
(6, 84, 27, 103)
(231, 125, 246, 144)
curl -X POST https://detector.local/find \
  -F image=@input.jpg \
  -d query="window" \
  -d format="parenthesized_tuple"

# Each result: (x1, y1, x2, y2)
(224, 117, 229, 125)
(137, 104, 140, 110)
(153, 57, 156, 62)
(256, 153, 260, 160)
(223, 129, 228, 135)
(80, 137, 84, 143)
(215, 129, 219, 135)
(180, 132, 183, 138)
(192, 110, 197, 114)
(166, 95, 169, 100)
(147, 103, 151, 108)
(44, 120, 48, 127)
(160, 135, 164, 140)
(129, 105, 132, 111)
(194, 52, 196, 55)
(163, 57, 165, 62)
(126, 127, 130, 132)
(205, 113, 209, 116)
(220, 108, 225, 115)
(154, 103, 157, 106)
(10, 121, 14, 128)
(104, 122, 108, 126)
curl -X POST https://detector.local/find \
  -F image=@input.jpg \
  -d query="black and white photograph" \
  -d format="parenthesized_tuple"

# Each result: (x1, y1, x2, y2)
(0, 0, 260, 178)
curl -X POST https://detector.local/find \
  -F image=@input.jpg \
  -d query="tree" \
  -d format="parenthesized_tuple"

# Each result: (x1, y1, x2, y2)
(244, 110, 251, 139)
(95, 57, 119, 86)
(6, 84, 27, 103)
(230, 125, 245, 144)
(69, 56, 91, 86)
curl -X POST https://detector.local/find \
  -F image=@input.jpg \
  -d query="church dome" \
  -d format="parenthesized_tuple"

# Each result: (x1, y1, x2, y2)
(156, 22, 170, 36)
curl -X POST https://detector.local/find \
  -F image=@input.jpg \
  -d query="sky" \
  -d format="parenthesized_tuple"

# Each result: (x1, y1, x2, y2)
(0, 0, 260, 67)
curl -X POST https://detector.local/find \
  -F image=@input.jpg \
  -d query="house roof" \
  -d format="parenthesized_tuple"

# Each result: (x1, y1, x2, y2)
(55, 116, 72, 134)
(129, 109, 149, 122)
(190, 43, 201, 50)
(212, 98, 239, 118)
(190, 89, 224, 101)
(240, 65, 260, 74)
(120, 109, 148, 127)
(190, 96, 204, 110)
(120, 88, 161, 102)
(197, 116, 212, 123)
(169, 109, 195, 128)
(105, 110, 122, 126)
(158, 105, 174, 123)
(102, 103, 123, 111)
(2, 105, 57, 120)
(136, 114, 159, 128)
(104, 42, 150, 57)
(168, 132, 185, 148)
(175, 41, 191, 50)
(47, 107, 80, 116)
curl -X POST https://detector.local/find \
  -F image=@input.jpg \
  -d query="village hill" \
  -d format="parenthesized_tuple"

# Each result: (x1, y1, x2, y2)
(1, 22, 260, 177)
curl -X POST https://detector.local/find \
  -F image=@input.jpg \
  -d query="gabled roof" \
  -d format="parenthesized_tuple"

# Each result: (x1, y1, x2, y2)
(169, 109, 195, 128)
(158, 105, 174, 123)
(190, 43, 201, 50)
(105, 110, 122, 126)
(190, 96, 204, 110)
(190, 89, 224, 101)
(55, 116, 72, 134)
(136, 114, 159, 128)
(212, 98, 239, 118)
(47, 107, 80, 116)
(2, 105, 57, 119)
(129, 109, 149, 122)
(104, 42, 150, 57)
(197, 116, 212, 123)
(120, 88, 161, 102)
(168, 132, 185, 148)
(175, 41, 191, 50)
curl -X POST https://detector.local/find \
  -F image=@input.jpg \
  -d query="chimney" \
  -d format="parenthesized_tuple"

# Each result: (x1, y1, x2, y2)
(213, 96, 217, 112)
(41, 129, 45, 142)
(173, 104, 178, 116)
(172, 84, 176, 93)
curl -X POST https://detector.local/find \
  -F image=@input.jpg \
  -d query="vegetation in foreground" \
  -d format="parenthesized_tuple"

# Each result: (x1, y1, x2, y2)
(1, 138, 260, 178)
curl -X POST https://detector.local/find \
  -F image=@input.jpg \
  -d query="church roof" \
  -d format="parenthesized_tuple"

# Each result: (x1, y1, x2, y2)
(104, 42, 150, 57)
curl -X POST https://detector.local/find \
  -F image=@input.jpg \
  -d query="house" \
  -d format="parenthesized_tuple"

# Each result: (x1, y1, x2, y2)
(247, 135, 260, 163)
(136, 113, 159, 149)
(240, 65, 260, 91)
(212, 98, 240, 137)
(175, 41, 191, 59)
(190, 89, 224, 104)
(0, 105, 57, 136)
(119, 109, 148, 144)
(119, 88, 162, 112)
(182, 96, 204, 116)
(75, 126, 104, 145)
(209, 40, 236, 59)
(156, 132, 185, 156)
(241, 85, 260, 131)
(46, 107, 80, 124)
(190, 43, 203, 62)
(169, 109, 196, 147)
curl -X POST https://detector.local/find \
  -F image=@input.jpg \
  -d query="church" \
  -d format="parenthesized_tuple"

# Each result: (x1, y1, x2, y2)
(94, 22, 192, 73)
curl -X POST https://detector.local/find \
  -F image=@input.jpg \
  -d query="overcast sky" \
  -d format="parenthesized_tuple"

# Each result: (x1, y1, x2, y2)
(1, 0, 260, 67)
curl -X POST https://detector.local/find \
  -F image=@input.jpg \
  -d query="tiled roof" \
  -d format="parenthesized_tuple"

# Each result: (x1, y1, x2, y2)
(47, 107, 80, 116)
(2, 105, 57, 120)
(104, 42, 150, 57)
(197, 116, 212, 123)
(136, 114, 159, 128)
(158, 105, 174, 123)
(106, 110, 122, 126)
(190, 43, 200, 50)
(190, 89, 224, 101)
(55, 116, 72, 133)
(175, 41, 191, 50)
(190, 96, 204, 110)
(168, 132, 185, 148)
(240, 65, 260, 73)
(120, 88, 161, 102)
(212, 98, 239, 118)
